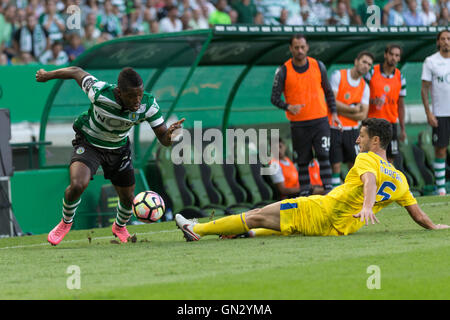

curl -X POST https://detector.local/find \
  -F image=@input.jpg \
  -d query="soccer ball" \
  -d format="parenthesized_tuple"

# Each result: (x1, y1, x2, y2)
(132, 191, 165, 223)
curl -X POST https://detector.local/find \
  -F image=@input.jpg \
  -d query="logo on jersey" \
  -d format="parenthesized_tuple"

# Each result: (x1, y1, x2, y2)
(76, 147, 85, 155)
(384, 85, 390, 93)
(344, 92, 351, 100)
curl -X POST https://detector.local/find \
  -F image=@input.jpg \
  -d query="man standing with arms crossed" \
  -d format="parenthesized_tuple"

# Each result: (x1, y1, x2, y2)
(365, 44, 407, 164)
(329, 51, 373, 188)
(421, 30, 450, 196)
(271, 34, 341, 196)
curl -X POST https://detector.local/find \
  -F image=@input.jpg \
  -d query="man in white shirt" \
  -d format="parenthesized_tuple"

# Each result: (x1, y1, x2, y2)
(39, 41, 68, 65)
(159, 5, 183, 33)
(421, 30, 450, 195)
(420, 0, 437, 26)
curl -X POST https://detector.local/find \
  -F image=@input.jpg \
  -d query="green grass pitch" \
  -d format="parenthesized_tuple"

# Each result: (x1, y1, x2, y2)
(0, 195, 449, 300)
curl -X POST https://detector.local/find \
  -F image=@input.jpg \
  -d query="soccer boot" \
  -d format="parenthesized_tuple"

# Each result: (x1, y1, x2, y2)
(112, 222, 131, 243)
(47, 219, 73, 246)
(175, 214, 201, 242)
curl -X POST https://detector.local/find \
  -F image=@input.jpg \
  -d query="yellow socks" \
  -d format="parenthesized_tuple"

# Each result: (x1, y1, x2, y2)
(249, 228, 282, 237)
(193, 213, 250, 236)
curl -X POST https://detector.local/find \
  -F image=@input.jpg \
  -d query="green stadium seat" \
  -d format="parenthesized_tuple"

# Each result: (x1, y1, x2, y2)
(418, 130, 435, 171)
(398, 139, 435, 195)
(209, 162, 253, 214)
(183, 160, 228, 217)
(234, 143, 274, 207)
(155, 145, 204, 219)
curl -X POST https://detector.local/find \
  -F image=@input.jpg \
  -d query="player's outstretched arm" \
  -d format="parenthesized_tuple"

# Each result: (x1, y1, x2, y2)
(35, 66, 90, 88)
(405, 204, 450, 230)
(353, 172, 380, 225)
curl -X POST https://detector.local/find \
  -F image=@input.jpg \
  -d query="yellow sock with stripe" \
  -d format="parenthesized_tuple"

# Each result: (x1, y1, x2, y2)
(193, 213, 250, 236)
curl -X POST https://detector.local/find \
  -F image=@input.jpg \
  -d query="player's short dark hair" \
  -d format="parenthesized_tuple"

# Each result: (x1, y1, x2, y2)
(436, 30, 450, 50)
(290, 34, 307, 45)
(356, 50, 374, 62)
(117, 67, 143, 91)
(361, 118, 392, 150)
(385, 43, 403, 55)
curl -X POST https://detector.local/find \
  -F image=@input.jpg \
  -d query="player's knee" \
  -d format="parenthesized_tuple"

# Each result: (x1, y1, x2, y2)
(245, 208, 265, 228)
(69, 179, 89, 196)
(120, 194, 134, 209)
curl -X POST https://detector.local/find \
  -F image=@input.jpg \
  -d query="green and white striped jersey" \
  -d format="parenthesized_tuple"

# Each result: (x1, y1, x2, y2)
(74, 75, 164, 149)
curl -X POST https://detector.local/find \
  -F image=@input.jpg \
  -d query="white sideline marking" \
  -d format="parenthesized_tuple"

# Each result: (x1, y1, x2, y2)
(0, 229, 179, 250)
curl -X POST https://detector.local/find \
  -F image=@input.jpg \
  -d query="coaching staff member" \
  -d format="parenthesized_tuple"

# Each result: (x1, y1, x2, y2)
(271, 34, 342, 196)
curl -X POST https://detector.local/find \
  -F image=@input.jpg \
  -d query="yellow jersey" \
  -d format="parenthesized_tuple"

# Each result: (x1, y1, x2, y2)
(279, 151, 417, 236)
(327, 151, 417, 235)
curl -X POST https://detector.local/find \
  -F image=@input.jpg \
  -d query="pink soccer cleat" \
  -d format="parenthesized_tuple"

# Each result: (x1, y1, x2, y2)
(47, 219, 73, 246)
(112, 222, 131, 243)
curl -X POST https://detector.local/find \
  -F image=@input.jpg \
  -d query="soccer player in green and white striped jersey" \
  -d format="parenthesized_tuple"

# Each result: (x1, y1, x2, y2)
(36, 66, 185, 245)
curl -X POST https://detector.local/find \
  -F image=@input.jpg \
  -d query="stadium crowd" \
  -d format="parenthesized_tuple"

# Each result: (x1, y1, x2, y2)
(0, 0, 449, 65)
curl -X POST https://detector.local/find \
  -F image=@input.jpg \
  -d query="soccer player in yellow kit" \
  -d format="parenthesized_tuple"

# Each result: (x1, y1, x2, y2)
(176, 118, 449, 240)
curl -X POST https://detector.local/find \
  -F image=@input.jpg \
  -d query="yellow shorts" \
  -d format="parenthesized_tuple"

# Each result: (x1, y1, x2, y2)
(279, 196, 343, 236)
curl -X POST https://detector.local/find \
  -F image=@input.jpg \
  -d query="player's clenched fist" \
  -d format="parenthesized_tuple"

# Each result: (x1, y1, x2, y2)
(35, 69, 49, 82)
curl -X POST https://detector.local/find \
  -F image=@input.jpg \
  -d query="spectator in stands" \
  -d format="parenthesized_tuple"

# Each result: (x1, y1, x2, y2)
(39, 40, 69, 65)
(189, 8, 209, 29)
(208, 0, 232, 26)
(229, 8, 239, 23)
(157, 0, 177, 20)
(143, 0, 158, 22)
(403, 0, 424, 25)
(41, 0, 66, 43)
(330, 1, 351, 25)
(15, 7, 27, 29)
(437, 6, 449, 25)
(299, 0, 320, 25)
(0, 4, 16, 59)
(127, 7, 146, 34)
(64, 33, 84, 62)
(98, 0, 123, 37)
(279, 8, 289, 25)
(231, 0, 257, 24)
(159, 5, 182, 32)
(255, 0, 288, 25)
(13, 14, 49, 62)
(285, 0, 303, 25)
(82, 24, 99, 49)
(84, 12, 102, 38)
(253, 10, 264, 24)
(311, 0, 333, 25)
(420, 0, 437, 25)
(81, 0, 100, 23)
(26, 0, 45, 20)
(180, 9, 193, 30)
(383, 0, 405, 26)
(178, 0, 199, 15)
